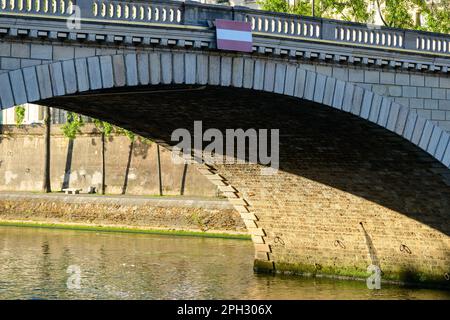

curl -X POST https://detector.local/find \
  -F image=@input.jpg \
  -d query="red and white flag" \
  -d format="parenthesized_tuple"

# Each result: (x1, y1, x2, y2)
(216, 19, 253, 53)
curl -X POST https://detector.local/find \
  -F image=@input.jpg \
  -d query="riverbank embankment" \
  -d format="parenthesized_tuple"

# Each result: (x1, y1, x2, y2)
(0, 192, 249, 239)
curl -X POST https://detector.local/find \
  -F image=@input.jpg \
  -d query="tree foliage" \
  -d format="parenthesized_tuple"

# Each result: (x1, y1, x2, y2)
(93, 118, 151, 144)
(417, 0, 449, 33)
(258, 0, 449, 33)
(61, 112, 84, 140)
(14, 105, 26, 126)
(93, 119, 113, 137)
(115, 127, 136, 142)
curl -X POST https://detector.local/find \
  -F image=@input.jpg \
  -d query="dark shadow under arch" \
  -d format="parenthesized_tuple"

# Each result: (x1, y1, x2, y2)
(39, 84, 450, 237)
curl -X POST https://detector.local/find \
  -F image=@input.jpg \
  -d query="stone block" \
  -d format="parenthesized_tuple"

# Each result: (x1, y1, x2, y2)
(411, 117, 426, 145)
(49, 62, 65, 96)
(31, 44, 52, 60)
(435, 132, 449, 160)
(62, 60, 77, 94)
(388, 85, 402, 97)
(125, 53, 139, 86)
(149, 53, 161, 85)
(22, 66, 40, 102)
(220, 56, 232, 87)
(386, 102, 400, 131)
(304, 71, 316, 101)
(75, 58, 90, 91)
(350, 85, 364, 115)
(394, 105, 409, 135)
(417, 87, 431, 98)
(331, 79, 345, 109)
(410, 75, 424, 87)
(332, 67, 348, 81)
(294, 68, 306, 99)
(74, 47, 95, 59)
(342, 83, 355, 112)
(425, 76, 439, 88)
(323, 77, 336, 106)
(0, 73, 14, 108)
(208, 55, 220, 86)
(0, 43, 11, 57)
(35, 64, 53, 99)
(1, 57, 20, 70)
(161, 53, 173, 85)
(172, 53, 184, 85)
(263, 62, 275, 92)
(11, 43, 30, 59)
(403, 86, 417, 98)
(410, 98, 424, 109)
(427, 126, 442, 155)
(432, 110, 446, 121)
(274, 63, 286, 94)
(439, 100, 450, 110)
(196, 55, 208, 85)
(395, 73, 409, 85)
(432, 88, 446, 99)
(368, 94, 382, 123)
(87, 56, 102, 90)
(418, 120, 434, 150)
(99, 56, 113, 89)
(313, 73, 326, 103)
(380, 72, 395, 84)
(283, 64, 296, 96)
(231, 57, 243, 88)
(349, 69, 363, 82)
(185, 53, 196, 85)
(112, 55, 126, 87)
(364, 70, 379, 84)
(53, 46, 75, 61)
(440, 77, 450, 89)
(360, 91, 373, 119)
(377, 98, 391, 127)
(242, 58, 254, 89)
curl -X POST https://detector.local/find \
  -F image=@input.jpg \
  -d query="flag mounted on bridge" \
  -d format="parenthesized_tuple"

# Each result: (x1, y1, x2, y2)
(215, 19, 253, 53)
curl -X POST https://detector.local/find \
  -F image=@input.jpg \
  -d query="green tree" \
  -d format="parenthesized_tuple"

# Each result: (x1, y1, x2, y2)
(416, 0, 449, 33)
(93, 119, 113, 195)
(258, 0, 372, 22)
(258, 0, 449, 33)
(61, 112, 84, 140)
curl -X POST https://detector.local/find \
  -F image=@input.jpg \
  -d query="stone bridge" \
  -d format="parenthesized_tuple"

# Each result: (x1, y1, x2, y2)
(0, 0, 449, 286)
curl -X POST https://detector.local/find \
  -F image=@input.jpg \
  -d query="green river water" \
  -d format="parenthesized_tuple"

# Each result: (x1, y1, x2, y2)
(0, 226, 448, 300)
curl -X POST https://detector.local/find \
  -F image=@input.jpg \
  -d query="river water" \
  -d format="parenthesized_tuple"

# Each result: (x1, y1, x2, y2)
(0, 226, 448, 300)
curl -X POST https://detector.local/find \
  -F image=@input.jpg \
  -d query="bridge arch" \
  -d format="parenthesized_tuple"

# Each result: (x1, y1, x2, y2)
(1, 50, 449, 285)
(1, 51, 449, 169)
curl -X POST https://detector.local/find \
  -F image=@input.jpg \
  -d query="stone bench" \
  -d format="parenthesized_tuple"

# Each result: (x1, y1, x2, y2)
(62, 188, 82, 195)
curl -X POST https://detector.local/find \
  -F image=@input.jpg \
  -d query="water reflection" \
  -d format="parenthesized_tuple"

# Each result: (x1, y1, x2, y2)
(0, 226, 448, 300)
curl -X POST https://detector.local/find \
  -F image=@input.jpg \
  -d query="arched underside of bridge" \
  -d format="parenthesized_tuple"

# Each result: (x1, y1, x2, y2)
(1, 52, 449, 286)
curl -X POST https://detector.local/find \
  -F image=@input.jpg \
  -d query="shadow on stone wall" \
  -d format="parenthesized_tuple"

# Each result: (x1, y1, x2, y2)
(39, 85, 450, 238)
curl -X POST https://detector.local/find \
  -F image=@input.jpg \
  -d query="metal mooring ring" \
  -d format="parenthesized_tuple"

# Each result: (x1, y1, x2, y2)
(334, 240, 345, 249)
(274, 236, 285, 246)
(444, 273, 450, 281)
(399, 244, 412, 254)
